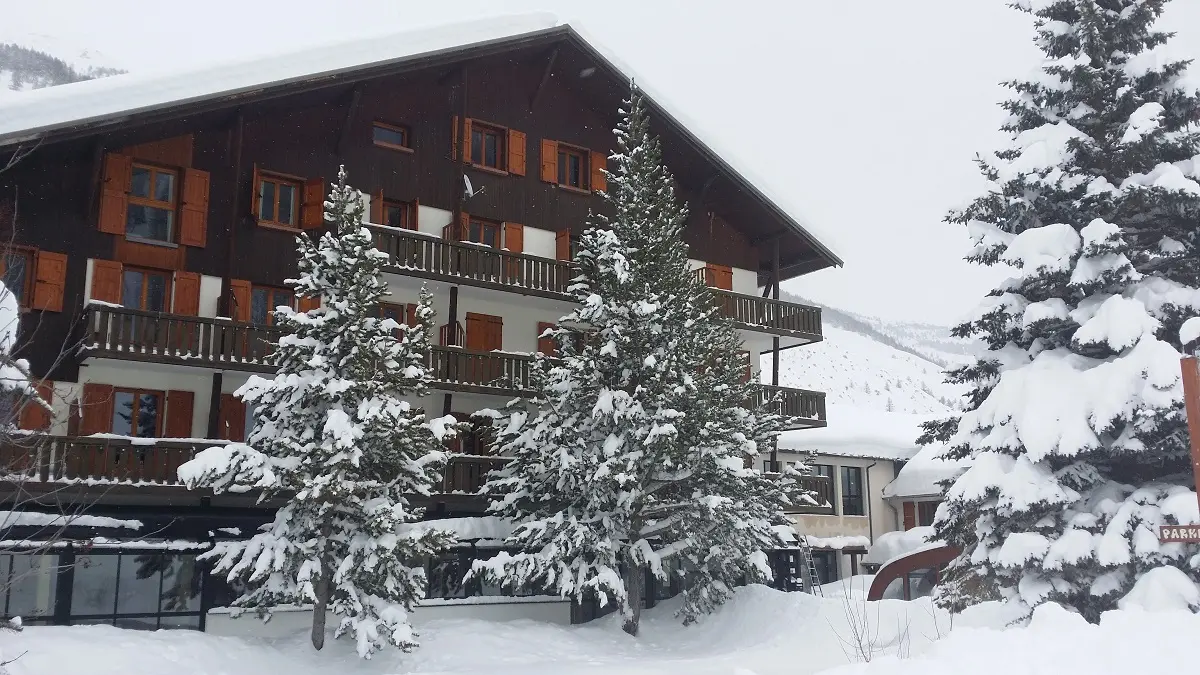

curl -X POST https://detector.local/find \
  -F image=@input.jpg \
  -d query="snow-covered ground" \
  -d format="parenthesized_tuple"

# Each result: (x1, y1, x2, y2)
(3, 584, 1187, 675)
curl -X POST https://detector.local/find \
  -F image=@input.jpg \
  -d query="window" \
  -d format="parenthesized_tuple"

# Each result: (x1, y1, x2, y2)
(242, 402, 257, 445)
(811, 550, 839, 586)
(257, 174, 300, 228)
(372, 122, 411, 151)
(250, 285, 294, 325)
(468, 217, 501, 248)
(813, 464, 834, 480)
(840, 466, 865, 516)
(111, 388, 163, 438)
(126, 164, 177, 244)
(121, 267, 171, 312)
(69, 552, 203, 630)
(917, 501, 940, 527)
(556, 145, 588, 190)
(0, 249, 32, 306)
(470, 122, 505, 170)
(380, 302, 407, 324)
(0, 554, 57, 624)
(383, 200, 415, 231)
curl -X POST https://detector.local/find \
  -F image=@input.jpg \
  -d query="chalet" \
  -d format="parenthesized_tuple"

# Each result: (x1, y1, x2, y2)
(0, 16, 841, 630)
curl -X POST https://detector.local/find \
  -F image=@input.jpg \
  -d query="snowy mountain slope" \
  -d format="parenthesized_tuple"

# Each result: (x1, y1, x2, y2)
(0, 35, 124, 97)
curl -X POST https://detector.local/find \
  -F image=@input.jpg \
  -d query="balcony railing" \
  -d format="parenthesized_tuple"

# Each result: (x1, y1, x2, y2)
(756, 384, 827, 426)
(369, 226, 822, 342)
(0, 435, 217, 485)
(428, 346, 543, 396)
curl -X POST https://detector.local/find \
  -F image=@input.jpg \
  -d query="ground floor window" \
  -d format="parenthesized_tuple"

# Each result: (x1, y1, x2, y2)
(0, 553, 57, 624)
(917, 501, 939, 527)
(69, 552, 203, 629)
(811, 550, 839, 586)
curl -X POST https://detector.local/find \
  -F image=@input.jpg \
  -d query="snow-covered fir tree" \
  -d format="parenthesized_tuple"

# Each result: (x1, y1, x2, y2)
(923, 0, 1200, 621)
(471, 85, 808, 636)
(180, 167, 456, 657)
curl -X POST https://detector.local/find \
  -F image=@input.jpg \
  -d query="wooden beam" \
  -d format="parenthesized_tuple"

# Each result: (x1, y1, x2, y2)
(528, 47, 559, 111)
(335, 84, 364, 157)
(85, 137, 106, 223)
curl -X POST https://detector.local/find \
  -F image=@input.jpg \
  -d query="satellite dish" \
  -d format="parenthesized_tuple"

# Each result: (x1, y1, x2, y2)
(463, 174, 484, 199)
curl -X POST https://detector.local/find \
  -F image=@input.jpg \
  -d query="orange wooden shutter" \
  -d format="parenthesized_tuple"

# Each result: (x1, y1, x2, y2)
(179, 168, 210, 247)
(540, 139, 558, 183)
(164, 390, 194, 438)
(704, 263, 733, 291)
(465, 313, 486, 351)
(537, 322, 557, 357)
(503, 222, 524, 253)
(90, 259, 124, 304)
(80, 382, 114, 435)
(445, 211, 469, 242)
(31, 251, 67, 312)
(250, 164, 262, 218)
(218, 393, 247, 442)
(406, 303, 418, 326)
(18, 382, 52, 431)
(297, 295, 320, 313)
(98, 153, 131, 234)
(739, 350, 752, 383)
(462, 118, 473, 163)
(300, 177, 325, 229)
(507, 129, 527, 176)
(370, 189, 383, 224)
(486, 314, 503, 351)
(229, 279, 252, 322)
(172, 271, 201, 316)
(590, 150, 607, 193)
(903, 502, 916, 530)
(555, 230, 570, 261)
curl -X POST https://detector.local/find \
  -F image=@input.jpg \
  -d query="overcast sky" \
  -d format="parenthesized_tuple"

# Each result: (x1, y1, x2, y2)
(5, 0, 1200, 325)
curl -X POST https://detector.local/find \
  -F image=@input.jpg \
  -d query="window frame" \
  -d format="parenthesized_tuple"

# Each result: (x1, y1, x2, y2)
(250, 284, 295, 326)
(469, 120, 507, 172)
(556, 143, 589, 191)
(382, 199, 416, 231)
(917, 500, 940, 527)
(66, 550, 205, 630)
(125, 162, 180, 246)
(120, 266, 173, 313)
(372, 121, 413, 153)
(0, 247, 34, 308)
(840, 465, 866, 517)
(467, 216, 502, 249)
(255, 171, 303, 230)
(111, 387, 165, 438)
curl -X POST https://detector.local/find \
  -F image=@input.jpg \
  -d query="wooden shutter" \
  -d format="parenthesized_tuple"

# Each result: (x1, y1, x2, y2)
(462, 118, 473, 163)
(507, 129, 527, 176)
(486, 314, 503, 351)
(590, 151, 607, 193)
(704, 263, 733, 291)
(80, 382, 114, 435)
(406, 303, 418, 326)
(370, 189, 383, 224)
(90, 259, 123, 304)
(300, 178, 325, 229)
(537, 322, 557, 357)
(164, 390, 194, 438)
(540, 139, 558, 183)
(555, 229, 570, 261)
(98, 152, 131, 234)
(250, 164, 262, 219)
(739, 350, 753, 383)
(31, 251, 67, 312)
(172, 271, 201, 316)
(179, 168, 210, 247)
(218, 393, 247, 442)
(229, 279, 252, 322)
(503, 222, 524, 253)
(465, 313, 486, 351)
(297, 295, 320, 313)
(18, 382, 52, 431)
(903, 501, 916, 531)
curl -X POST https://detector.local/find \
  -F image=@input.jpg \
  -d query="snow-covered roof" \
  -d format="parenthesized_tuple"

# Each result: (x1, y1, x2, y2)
(882, 440, 966, 500)
(862, 526, 940, 567)
(777, 405, 931, 461)
(0, 15, 841, 271)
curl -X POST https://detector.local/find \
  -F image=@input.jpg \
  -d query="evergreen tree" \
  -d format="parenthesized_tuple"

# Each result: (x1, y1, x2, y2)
(180, 167, 455, 657)
(471, 85, 807, 636)
(923, 0, 1200, 621)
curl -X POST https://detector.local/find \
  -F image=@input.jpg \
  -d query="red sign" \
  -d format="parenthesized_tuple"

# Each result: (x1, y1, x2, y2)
(1160, 526, 1200, 543)
(1161, 356, 1200, 543)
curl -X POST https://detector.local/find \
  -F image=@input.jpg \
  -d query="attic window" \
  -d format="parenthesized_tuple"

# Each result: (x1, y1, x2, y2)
(556, 144, 588, 190)
(372, 122, 411, 152)
(471, 122, 506, 170)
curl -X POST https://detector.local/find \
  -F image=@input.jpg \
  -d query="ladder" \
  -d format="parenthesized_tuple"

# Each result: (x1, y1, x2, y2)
(798, 537, 824, 596)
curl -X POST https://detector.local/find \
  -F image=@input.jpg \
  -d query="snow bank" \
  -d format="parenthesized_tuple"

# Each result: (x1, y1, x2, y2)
(822, 602, 1200, 675)
(882, 443, 965, 500)
(804, 535, 871, 550)
(863, 527, 937, 567)
(779, 405, 930, 461)
(0, 511, 142, 530)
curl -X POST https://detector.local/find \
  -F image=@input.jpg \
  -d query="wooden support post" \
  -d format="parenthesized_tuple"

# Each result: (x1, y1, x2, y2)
(452, 66, 470, 226)
(771, 236, 781, 472)
(206, 372, 224, 439)
(85, 137, 106, 223)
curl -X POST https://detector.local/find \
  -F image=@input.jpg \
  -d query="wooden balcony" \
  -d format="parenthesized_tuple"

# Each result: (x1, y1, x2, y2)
(0, 435, 214, 486)
(756, 384, 827, 428)
(369, 226, 823, 343)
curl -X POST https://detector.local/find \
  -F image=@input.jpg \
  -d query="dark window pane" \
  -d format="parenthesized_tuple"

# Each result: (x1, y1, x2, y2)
(251, 288, 269, 325)
(2, 253, 27, 304)
(814, 464, 834, 478)
(154, 172, 174, 203)
(812, 551, 838, 585)
(7, 554, 57, 619)
(277, 184, 296, 226)
(117, 554, 160, 614)
(484, 224, 498, 248)
(71, 555, 118, 616)
(840, 466, 864, 516)
(484, 133, 498, 167)
(112, 391, 136, 436)
(159, 614, 201, 630)
(470, 130, 483, 164)
(384, 204, 406, 229)
(557, 151, 567, 184)
(373, 125, 407, 147)
(271, 291, 293, 315)
(159, 555, 201, 612)
(469, 221, 481, 244)
(121, 271, 143, 309)
(136, 393, 159, 437)
(130, 167, 151, 198)
(126, 205, 173, 242)
(259, 181, 275, 221)
(145, 274, 167, 312)
(568, 154, 582, 187)
(242, 403, 256, 446)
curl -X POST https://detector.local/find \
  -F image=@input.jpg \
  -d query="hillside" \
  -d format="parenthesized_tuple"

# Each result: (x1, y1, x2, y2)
(763, 300, 973, 417)
(0, 36, 123, 96)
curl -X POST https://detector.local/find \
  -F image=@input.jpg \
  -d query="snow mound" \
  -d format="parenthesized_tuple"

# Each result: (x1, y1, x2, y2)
(1118, 566, 1200, 612)
(863, 527, 939, 567)
(883, 443, 965, 500)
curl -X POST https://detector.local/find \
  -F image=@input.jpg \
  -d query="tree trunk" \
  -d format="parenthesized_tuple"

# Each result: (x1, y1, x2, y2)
(621, 561, 644, 636)
(310, 526, 333, 650)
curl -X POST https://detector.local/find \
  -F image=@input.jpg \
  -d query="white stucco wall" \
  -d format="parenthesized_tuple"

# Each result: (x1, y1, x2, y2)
(417, 205, 453, 237)
(523, 224, 556, 259)
(731, 267, 758, 296)
(78, 361, 215, 438)
(198, 275, 222, 318)
(206, 597, 572, 638)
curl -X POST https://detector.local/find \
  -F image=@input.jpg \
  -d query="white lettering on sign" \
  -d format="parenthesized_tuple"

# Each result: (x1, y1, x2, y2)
(1160, 526, 1200, 542)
